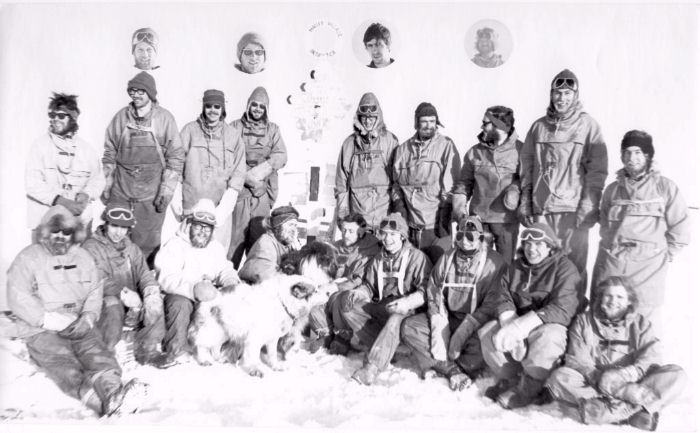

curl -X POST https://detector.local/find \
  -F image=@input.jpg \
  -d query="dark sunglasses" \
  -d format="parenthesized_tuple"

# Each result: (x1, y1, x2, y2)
(127, 88, 146, 96)
(456, 231, 480, 242)
(242, 49, 265, 56)
(553, 78, 577, 91)
(48, 112, 70, 120)
(205, 104, 222, 110)
(51, 227, 74, 236)
(250, 101, 266, 110)
(358, 105, 378, 114)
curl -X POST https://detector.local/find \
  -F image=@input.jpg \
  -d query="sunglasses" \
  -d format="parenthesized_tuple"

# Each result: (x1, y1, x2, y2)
(127, 88, 146, 96)
(191, 222, 213, 234)
(250, 102, 266, 110)
(205, 104, 222, 110)
(133, 31, 155, 44)
(242, 49, 265, 57)
(455, 231, 480, 242)
(107, 207, 134, 221)
(519, 227, 549, 242)
(192, 211, 216, 225)
(553, 78, 578, 91)
(48, 112, 70, 120)
(51, 227, 74, 236)
(358, 105, 378, 114)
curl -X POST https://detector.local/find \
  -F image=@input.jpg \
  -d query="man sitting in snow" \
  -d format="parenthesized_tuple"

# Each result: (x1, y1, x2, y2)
(401, 216, 508, 391)
(155, 198, 240, 366)
(546, 276, 686, 431)
(82, 203, 167, 366)
(335, 213, 432, 385)
(7, 206, 147, 416)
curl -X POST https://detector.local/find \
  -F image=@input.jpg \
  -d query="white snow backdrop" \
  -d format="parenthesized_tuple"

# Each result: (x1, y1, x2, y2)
(0, 1, 698, 431)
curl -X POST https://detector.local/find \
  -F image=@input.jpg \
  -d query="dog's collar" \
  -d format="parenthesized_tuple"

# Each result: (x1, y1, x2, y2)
(277, 291, 299, 320)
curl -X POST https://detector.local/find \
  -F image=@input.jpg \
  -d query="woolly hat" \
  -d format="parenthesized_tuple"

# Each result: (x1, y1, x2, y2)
(270, 206, 299, 228)
(237, 32, 266, 59)
(203, 89, 225, 106)
(102, 203, 136, 228)
(379, 212, 409, 239)
(520, 222, 559, 249)
(551, 69, 579, 92)
(127, 71, 157, 101)
(131, 28, 159, 53)
(457, 215, 484, 233)
(189, 198, 217, 227)
(414, 102, 444, 129)
(621, 130, 655, 160)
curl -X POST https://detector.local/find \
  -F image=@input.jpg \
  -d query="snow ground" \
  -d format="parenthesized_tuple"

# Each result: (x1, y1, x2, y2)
(0, 333, 695, 433)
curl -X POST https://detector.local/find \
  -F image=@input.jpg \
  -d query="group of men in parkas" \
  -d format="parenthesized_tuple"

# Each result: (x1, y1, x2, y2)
(6, 62, 691, 429)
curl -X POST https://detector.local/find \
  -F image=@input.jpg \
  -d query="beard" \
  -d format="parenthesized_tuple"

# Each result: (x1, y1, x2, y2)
(46, 237, 71, 255)
(478, 129, 500, 145)
(190, 231, 212, 248)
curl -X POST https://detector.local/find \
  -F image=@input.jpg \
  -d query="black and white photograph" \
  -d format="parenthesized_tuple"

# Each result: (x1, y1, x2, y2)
(0, 1, 697, 432)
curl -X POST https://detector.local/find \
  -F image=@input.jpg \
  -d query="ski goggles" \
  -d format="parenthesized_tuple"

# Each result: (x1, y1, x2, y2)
(455, 230, 480, 242)
(191, 211, 216, 226)
(50, 227, 74, 236)
(358, 105, 378, 114)
(242, 49, 265, 57)
(48, 112, 70, 120)
(552, 77, 578, 91)
(519, 227, 550, 242)
(133, 31, 156, 45)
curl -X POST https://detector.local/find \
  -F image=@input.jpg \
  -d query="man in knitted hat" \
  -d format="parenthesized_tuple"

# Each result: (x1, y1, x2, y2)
(392, 102, 461, 249)
(7, 206, 148, 416)
(229, 86, 288, 266)
(238, 205, 302, 284)
(131, 27, 159, 70)
(102, 71, 184, 268)
(592, 130, 690, 323)
(235, 32, 266, 74)
(401, 215, 508, 391)
(335, 92, 399, 232)
(479, 221, 585, 409)
(82, 203, 168, 366)
(25, 92, 104, 240)
(154, 198, 240, 366)
(452, 105, 522, 264)
(519, 69, 608, 282)
(174, 89, 245, 253)
(333, 212, 432, 385)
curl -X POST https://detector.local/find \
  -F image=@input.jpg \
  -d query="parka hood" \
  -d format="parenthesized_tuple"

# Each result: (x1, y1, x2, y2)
(353, 92, 386, 139)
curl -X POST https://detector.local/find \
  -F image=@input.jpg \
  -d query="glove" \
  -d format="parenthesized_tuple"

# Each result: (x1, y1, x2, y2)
(73, 192, 90, 214)
(447, 315, 479, 361)
(448, 373, 474, 391)
(193, 279, 218, 302)
(502, 184, 520, 211)
(54, 195, 84, 216)
(42, 311, 78, 331)
(170, 182, 184, 219)
(58, 312, 97, 340)
(493, 311, 542, 352)
(142, 286, 163, 324)
(120, 287, 143, 309)
(101, 165, 115, 204)
(598, 366, 641, 396)
(576, 190, 602, 230)
(247, 161, 273, 185)
(510, 339, 527, 361)
(429, 314, 450, 361)
(451, 194, 467, 222)
(214, 188, 239, 228)
(340, 289, 368, 313)
(155, 169, 179, 213)
(386, 291, 424, 316)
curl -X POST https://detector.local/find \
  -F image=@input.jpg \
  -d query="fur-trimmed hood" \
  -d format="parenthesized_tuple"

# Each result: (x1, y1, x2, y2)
(37, 205, 87, 247)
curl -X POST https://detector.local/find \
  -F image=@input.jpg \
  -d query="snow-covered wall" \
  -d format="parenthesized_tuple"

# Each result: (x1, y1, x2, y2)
(0, 2, 698, 374)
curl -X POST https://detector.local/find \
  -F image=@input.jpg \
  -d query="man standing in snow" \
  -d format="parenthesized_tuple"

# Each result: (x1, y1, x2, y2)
(7, 206, 147, 416)
(335, 213, 432, 385)
(155, 199, 240, 366)
(229, 86, 288, 265)
(519, 69, 607, 280)
(102, 71, 184, 267)
(25, 92, 104, 239)
(391, 102, 461, 249)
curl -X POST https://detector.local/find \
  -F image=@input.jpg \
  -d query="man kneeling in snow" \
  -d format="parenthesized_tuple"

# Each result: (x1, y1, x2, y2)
(401, 216, 508, 391)
(546, 277, 686, 431)
(335, 213, 432, 385)
(155, 198, 240, 366)
(7, 206, 147, 416)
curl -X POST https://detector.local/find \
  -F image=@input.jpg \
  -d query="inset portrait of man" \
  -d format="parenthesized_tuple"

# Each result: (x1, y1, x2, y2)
(363, 22, 394, 69)
(235, 32, 266, 74)
(131, 27, 159, 71)
(465, 20, 513, 69)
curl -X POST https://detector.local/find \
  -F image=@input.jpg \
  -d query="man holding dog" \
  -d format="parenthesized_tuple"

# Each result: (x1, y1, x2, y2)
(155, 198, 240, 366)
(335, 212, 432, 385)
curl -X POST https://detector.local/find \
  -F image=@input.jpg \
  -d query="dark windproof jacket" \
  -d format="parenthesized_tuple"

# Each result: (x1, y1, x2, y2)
(355, 243, 431, 302)
(495, 250, 584, 326)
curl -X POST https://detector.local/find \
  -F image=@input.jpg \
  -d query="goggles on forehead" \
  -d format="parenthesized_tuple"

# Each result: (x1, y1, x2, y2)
(358, 105, 378, 114)
(552, 78, 578, 91)
(133, 31, 156, 45)
(51, 227, 74, 236)
(191, 211, 216, 226)
(107, 207, 134, 221)
(379, 219, 401, 231)
(519, 227, 549, 242)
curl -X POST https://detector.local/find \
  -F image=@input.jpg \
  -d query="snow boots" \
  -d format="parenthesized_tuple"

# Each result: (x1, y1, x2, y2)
(103, 378, 149, 416)
(497, 374, 547, 409)
(578, 396, 640, 425)
(628, 409, 660, 431)
(352, 363, 380, 385)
